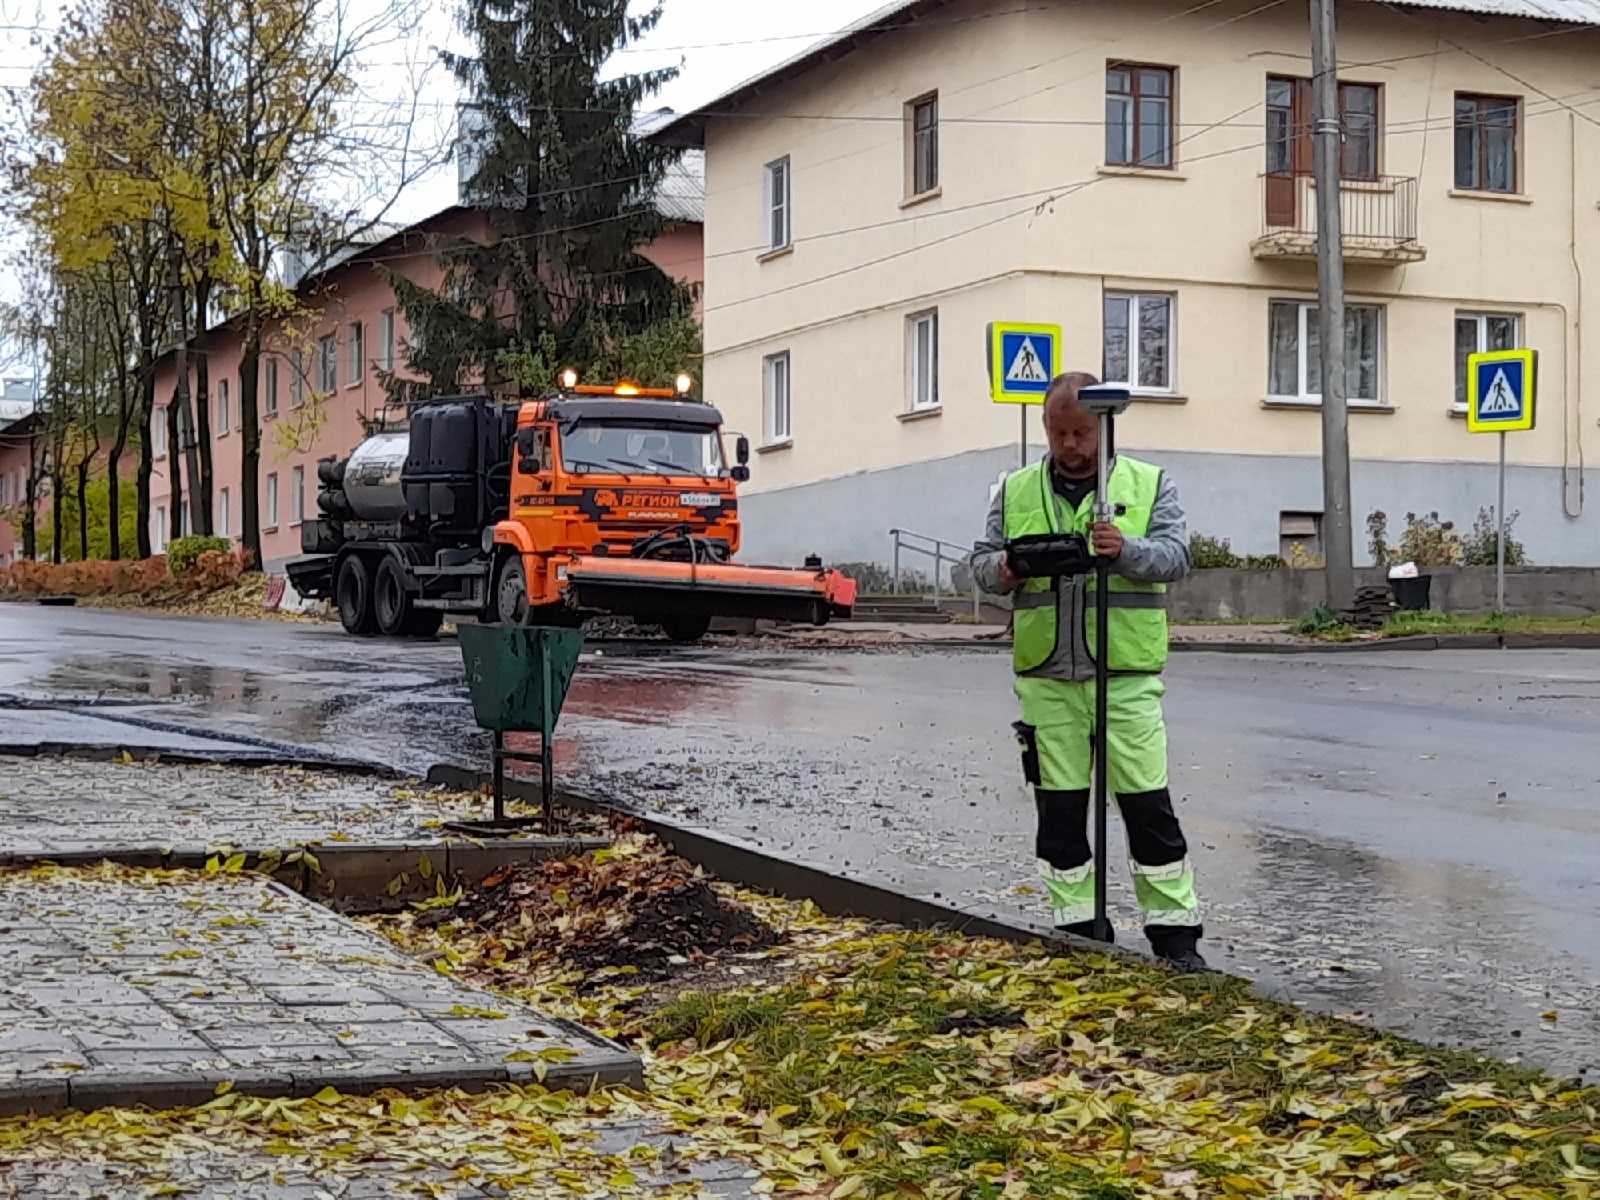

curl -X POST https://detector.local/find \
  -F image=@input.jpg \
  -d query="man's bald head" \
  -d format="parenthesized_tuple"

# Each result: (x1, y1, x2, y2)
(1043, 371, 1102, 417)
(1042, 370, 1103, 478)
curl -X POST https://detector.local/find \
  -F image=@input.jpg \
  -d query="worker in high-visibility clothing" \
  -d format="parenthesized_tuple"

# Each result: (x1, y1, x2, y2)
(969, 370, 1206, 972)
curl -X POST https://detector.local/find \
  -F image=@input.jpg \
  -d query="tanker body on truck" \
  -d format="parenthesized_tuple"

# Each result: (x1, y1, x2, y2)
(284, 375, 856, 641)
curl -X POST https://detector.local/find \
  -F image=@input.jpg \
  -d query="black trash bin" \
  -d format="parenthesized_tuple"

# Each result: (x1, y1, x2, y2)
(1389, 575, 1432, 611)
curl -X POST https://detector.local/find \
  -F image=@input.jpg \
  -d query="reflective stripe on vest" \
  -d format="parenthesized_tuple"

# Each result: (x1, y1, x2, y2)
(1002, 456, 1168, 675)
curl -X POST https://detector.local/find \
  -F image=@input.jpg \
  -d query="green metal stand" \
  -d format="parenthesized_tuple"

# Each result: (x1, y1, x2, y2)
(447, 623, 583, 838)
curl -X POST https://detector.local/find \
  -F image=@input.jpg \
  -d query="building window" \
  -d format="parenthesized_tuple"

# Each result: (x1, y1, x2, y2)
(219, 487, 231, 539)
(291, 465, 305, 525)
(1268, 299, 1383, 403)
(291, 348, 305, 407)
(1454, 312, 1520, 411)
(763, 156, 791, 252)
(1106, 64, 1173, 168)
(347, 321, 364, 385)
(762, 351, 791, 445)
(217, 378, 231, 437)
(907, 93, 938, 196)
(154, 506, 166, 553)
(315, 334, 338, 392)
(1103, 292, 1173, 392)
(379, 308, 396, 372)
(153, 409, 168, 458)
(1266, 77, 1380, 180)
(264, 359, 279, 416)
(906, 310, 939, 410)
(1455, 94, 1518, 193)
(265, 472, 279, 530)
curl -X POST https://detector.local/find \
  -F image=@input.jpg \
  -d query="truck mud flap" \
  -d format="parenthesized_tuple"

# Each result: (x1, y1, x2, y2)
(283, 556, 335, 601)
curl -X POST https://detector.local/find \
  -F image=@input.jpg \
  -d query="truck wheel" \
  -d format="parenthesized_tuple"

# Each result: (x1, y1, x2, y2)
(660, 613, 712, 643)
(373, 557, 414, 637)
(494, 556, 532, 626)
(335, 555, 377, 636)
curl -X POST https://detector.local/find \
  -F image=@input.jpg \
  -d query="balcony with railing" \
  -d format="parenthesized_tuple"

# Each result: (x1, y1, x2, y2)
(1252, 173, 1424, 264)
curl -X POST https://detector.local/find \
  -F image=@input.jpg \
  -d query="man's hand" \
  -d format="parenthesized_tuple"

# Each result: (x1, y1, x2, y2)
(996, 552, 1022, 590)
(1090, 522, 1124, 560)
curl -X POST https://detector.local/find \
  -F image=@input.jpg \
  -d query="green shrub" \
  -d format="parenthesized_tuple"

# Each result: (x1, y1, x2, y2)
(1189, 534, 1240, 569)
(167, 535, 230, 576)
(1291, 605, 1343, 635)
(1459, 506, 1528, 567)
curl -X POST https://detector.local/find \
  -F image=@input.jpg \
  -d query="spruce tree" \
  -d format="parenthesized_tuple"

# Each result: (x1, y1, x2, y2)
(389, 0, 691, 398)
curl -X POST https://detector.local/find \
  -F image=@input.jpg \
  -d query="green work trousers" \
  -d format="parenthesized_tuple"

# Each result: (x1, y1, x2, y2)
(1014, 674, 1201, 934)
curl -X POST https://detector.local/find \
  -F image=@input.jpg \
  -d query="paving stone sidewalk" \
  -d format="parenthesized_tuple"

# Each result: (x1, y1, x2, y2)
(0, 756, 495, 859)
(0, 868, 638, 1116)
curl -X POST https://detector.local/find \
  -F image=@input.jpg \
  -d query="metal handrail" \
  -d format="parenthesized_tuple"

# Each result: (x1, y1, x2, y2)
(888, 527, 982, 619)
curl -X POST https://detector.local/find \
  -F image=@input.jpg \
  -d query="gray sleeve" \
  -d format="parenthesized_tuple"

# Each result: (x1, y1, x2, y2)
(968, 486, 1016, 594)
(1114, 471, 1191, 584)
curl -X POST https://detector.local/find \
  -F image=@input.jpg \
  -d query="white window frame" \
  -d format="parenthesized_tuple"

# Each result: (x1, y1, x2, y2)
(264, 472, 279, 531)
(347, 321, 364, 386)
(291, 465, 306, 526)
(763, 156, 791, 253)
(762, 351, 792, 446)
(315, 334, 338, 393)
(291, 348, 305, 408)
(153, 409, 168, 458)
(218, 487, 231, 539)
(264, 359, 279, 416)
(1454, 311, 1521, 413)
(1103, 292, 1175, 393)
(906, 309, 940, 411)
(378, 308, 396, 372)
(1268, 299, 1385, 405)
(154, 506, 167, 553)
(216, 378, 231, 437)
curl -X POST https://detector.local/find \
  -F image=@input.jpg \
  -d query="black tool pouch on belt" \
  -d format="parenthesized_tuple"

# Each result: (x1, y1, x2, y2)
(1013, 721, 1041, 786)
(1005, 532, 1095, 579)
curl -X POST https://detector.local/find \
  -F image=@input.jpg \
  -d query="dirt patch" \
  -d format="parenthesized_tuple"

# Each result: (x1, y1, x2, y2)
(437, 837, 780, 978)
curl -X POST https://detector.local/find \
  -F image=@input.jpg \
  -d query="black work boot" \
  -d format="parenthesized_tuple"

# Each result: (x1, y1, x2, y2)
(1056, 920, 1115, 945)
(1148, 927, 1210, 974)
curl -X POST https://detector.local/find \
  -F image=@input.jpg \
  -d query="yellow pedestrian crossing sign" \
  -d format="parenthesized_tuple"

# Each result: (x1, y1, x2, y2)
(1466, 348, 1536, 433)
(987, 322, 1061, 404)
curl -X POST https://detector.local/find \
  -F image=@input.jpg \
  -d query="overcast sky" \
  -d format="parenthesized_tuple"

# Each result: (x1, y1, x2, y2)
(0, 0, 883, 297)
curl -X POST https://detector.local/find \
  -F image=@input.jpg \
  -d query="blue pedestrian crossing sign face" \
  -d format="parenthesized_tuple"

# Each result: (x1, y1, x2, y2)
(1466, 347, 1537, 433)
(987, 322, 1061, 405)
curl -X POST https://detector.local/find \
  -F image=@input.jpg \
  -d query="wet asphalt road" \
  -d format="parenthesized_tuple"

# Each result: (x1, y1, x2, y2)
(4, 602, 1600, 1075)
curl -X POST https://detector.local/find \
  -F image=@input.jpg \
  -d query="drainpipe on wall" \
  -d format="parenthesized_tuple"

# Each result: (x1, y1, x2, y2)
(1566, 113, 1585, 519)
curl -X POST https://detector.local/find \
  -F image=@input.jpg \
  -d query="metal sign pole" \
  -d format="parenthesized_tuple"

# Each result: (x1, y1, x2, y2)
(1019, 404, 1028, 469)
(1091, 410, 1114, 944)
(1497, 431, 1507, 613)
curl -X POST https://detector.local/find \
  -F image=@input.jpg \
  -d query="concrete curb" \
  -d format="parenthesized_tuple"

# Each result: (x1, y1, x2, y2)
(0, 1036, 641, 1120)
(0, 839, 611, 910)
(0, 739, 399, 776)
(1172, 631, 1600, 654)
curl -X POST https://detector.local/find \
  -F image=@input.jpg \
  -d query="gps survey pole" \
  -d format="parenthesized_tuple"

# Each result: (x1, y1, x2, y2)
(1078, 385, 1133, 944)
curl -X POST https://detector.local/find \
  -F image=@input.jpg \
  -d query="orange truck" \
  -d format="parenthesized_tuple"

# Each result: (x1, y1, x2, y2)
(284, 376, 857, 641)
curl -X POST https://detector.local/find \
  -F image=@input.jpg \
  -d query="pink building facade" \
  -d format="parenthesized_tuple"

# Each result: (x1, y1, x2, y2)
(0, 416, 36, 566)
(150, 202, 704, 569)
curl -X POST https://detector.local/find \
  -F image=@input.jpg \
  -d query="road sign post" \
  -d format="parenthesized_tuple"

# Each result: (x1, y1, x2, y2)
(1465, 347, 1537, 613)
(986, 322, 1061, 470)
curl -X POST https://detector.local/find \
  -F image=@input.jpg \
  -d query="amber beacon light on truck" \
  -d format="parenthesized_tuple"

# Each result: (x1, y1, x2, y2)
(284, 372, 858, 643)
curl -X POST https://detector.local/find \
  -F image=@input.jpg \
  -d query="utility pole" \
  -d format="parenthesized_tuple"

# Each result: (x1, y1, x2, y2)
(1310, 0, 1355, 612)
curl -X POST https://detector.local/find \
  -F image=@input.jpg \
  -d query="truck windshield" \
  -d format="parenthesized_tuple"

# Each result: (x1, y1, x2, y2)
(560, 422, 727, 478)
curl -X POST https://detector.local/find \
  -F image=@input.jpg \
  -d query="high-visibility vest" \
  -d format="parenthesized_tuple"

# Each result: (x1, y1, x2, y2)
(1003, 456, 1169, 675)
